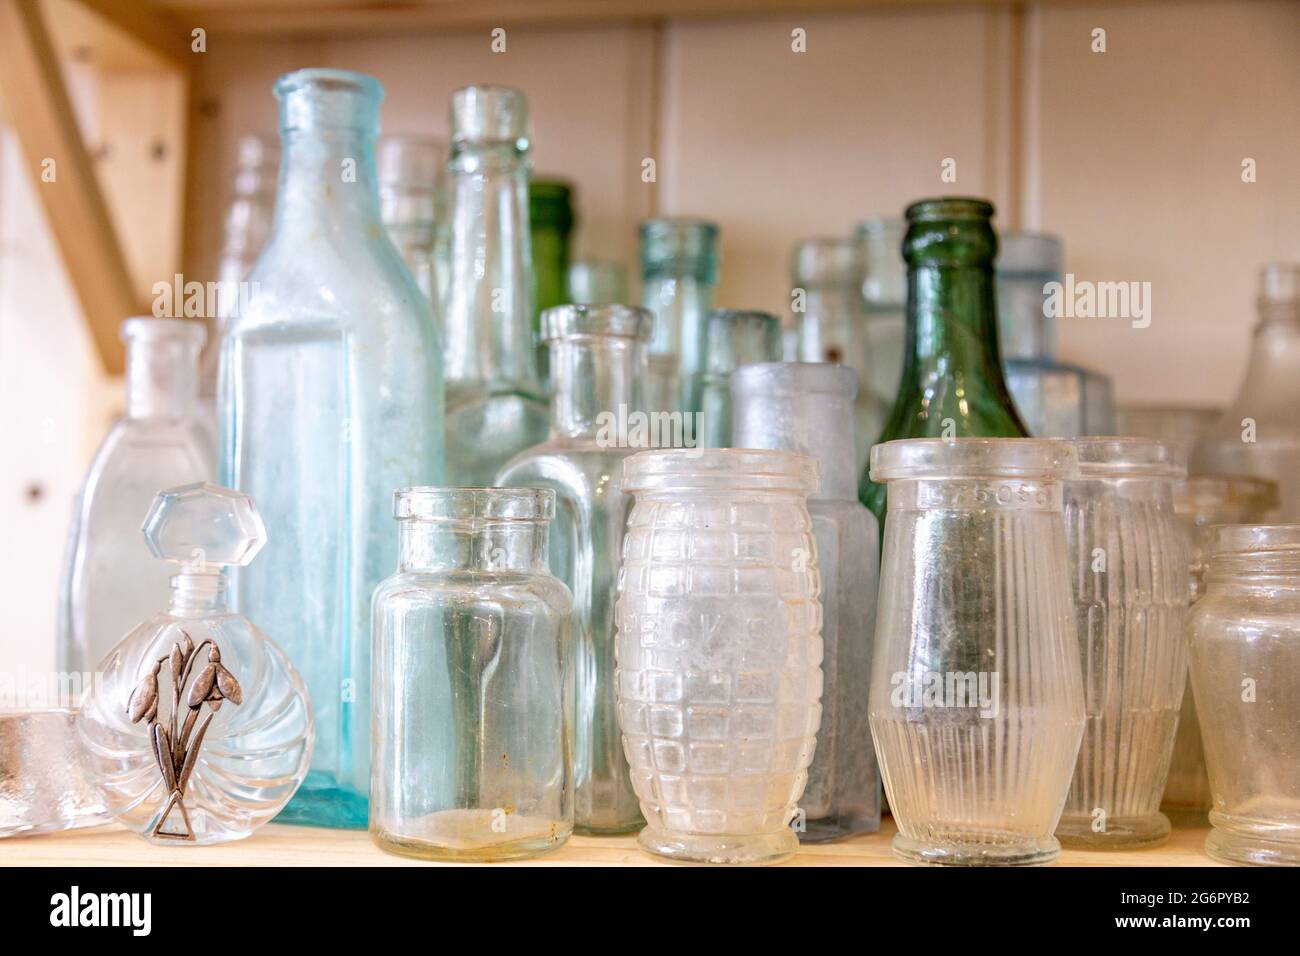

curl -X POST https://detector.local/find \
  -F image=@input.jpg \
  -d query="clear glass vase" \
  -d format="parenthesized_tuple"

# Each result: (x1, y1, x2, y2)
(869, 438, 1084, 866)
(1162, 475, 1278, 825)
(616, 448, 823, 864)
(496, 304, 653, 833)
(219, 68, 443, 828)
(1190, 525, 1300, 866)
(732, 362, 881, 841)
(1056, 438, 1188, 849)
(369, 488, 574, 861)
(856, 217, 906, 405)
(60, 318, 213, 675)
(698, 310, 782, 449)
(443, 86, 549, 485)
(378, 134, 446, 309)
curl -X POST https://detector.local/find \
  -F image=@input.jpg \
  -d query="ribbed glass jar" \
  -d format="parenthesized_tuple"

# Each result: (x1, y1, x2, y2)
(616, 449, 823, 864)
(1056, 438, 1188, 848)
(869, 438, 1084, 866)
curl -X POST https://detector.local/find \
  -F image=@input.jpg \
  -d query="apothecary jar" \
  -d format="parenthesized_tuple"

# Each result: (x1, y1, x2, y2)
(369, 488, 574, 862)
(615, 448, 823, 865)
(1189, 525, 1300, 866)
(868, 438, 1085, 866)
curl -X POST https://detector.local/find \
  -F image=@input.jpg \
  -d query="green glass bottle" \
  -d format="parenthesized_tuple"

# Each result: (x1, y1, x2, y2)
(859, 198, 1028, 524)
(530, 179, 575, 379)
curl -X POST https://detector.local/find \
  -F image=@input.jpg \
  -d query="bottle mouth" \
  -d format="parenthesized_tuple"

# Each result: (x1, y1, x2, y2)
(275, 68, 384, 134)
(541, 304, 652, 342)
(732, 362, 858, 399)
(871, 438, 1077, 482)
(621, 448, 819, 495)
(120, 317, 207, 347)
(451, 85, 530, 147)
(1208, 524, 1300, 558)
(792, 237, 863, 287)
(997, 231, 1063, 276)
(704, 310, 782, 373)
(640, 217, 719, 279)
(394, 487, 555, 522)
(906, 197, 995, 223)
(376, 135, 444, 191)
(530, 179, 574, 230)
(1071, 437, 1185, 479)
(1175, 474, 1279, 519)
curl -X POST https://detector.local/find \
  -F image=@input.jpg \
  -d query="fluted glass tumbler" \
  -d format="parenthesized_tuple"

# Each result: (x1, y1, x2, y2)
(869, 438, 1085, 866)
(616, 449, 823, 864)
(1056, 439, 1188, 849)
(369, 488, 574, 862)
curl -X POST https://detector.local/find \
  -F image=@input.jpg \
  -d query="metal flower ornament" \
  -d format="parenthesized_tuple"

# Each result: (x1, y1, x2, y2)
(127, 629, 243, 840)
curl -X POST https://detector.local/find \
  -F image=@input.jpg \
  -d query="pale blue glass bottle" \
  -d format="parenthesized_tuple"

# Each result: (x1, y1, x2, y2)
(443, 86, 549, 485)
(219, 68, 443, 828)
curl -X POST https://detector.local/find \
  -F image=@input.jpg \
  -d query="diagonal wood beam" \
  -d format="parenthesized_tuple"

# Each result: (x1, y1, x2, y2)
(69, 0, 192, 66)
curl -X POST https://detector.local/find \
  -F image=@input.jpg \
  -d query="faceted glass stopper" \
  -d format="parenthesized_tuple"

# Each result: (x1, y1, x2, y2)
(141, 481, 266, 569)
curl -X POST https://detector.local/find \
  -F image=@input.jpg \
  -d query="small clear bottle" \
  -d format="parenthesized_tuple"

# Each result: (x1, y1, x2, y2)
(855, 218, 907, 404)
(377, 134, 446, 309)
(60, 318, 213, 674)
(369, 488, 574, 862)
(569, 260, 628, 306)
(698, 309, 782, 449)
(732, 362, 881, 841)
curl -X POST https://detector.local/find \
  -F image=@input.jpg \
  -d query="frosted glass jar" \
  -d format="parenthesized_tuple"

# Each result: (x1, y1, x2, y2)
(1057, 439, 1188, 849)
(869, 438, 1084, 866)
(1189, 525, 1300, 866)
(616, 449, 822, 864)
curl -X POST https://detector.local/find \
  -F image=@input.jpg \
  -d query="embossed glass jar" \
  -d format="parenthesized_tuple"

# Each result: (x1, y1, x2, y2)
(616, 449, 823, 864)
(1057, 438, 1188, 849)
(869, 438, 1084, 866)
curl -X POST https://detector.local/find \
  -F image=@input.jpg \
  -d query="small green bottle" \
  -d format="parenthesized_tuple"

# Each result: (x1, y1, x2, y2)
(859, 198, 1028, 524)
(530, 179, 575, 386)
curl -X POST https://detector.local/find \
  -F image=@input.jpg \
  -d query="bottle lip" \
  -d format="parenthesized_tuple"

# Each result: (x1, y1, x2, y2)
(120, 317, 207, 347)
(906, 197, 995, 223)
(998, 231, 1063, 275)
(855, 217, 906, 239)
(871, 438, 1078, 482)
(376, 135, 444, 192)
(732, 361, 858, 399)
(1175, 474, 1279, 518)
(1207, 523, 1300, 557)
(792, 237, 863, 286)
(450, 85, 529, 147)
(394, 487, 556, 522)
(1071, 437, 1186, 479)
(274, 68, 384, 104)
(640, 217, 719, 279)
(540, 304, 652, 342)
(529, 179, 575, 230)
(621, 448, 820, 494)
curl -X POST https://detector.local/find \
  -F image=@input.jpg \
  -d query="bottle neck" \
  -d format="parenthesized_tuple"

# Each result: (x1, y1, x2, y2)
(272, 128, 383, 238)
(548, 335, 645, 439)
(733, 388, 857, 500)
(642, 273, 713, 356)
(904, 262, 1011, 392)
(126, 333, 200, 420)
(399, 520, 548, 573)
(443, 144, 538, 389)
(798, 286, 869, 380)
(1232, 311, 1300, 417)
(169, 570, 229, 616)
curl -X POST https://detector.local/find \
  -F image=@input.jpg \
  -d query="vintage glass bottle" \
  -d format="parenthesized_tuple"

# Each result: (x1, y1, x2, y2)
(1194, 264, 1300, 519)
(377, 134, 446, 308)
(369, 488, 574, 861)
(869, 438, 1085, 866)
(793, 238, 889, 473)
(698, 309, 782, 449)
(1190, 525, 1300, 866)
(859, 199, 1029, 528)
(640, 218, 719, 417)
(616, 448, 823, 865)
(569, 260, 627, 306)
(732, 362, 881, 841)
(1057, 439, 1188, 849)
(856, 217, 907, 405)
(77, 483, 313, 845)
(219, 69, 442, 828)
(60, 318, 213, 675)
(442, 86, 548, 485)
(1162, 475, 1278, 824)
(496, 304, 653, 833)
(530, 181, 574, 330)
(997, 232, 1115, 437)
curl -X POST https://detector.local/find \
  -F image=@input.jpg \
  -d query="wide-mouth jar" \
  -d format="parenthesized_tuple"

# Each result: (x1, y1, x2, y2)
(621, 448, 820, 496)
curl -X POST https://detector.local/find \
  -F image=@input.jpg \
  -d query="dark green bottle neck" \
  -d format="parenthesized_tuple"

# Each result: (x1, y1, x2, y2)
(903, 262, 1010, 386)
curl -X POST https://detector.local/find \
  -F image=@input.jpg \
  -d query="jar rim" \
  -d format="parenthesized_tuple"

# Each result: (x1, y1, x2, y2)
(621, 448, 819, 493)
(1071, 437, 1186, 478)
(121, 317, 207, 346)
(732, 362, 858, 398)
(1207, 523, 1300, 556)
(274, 68, 383, 103)
(1175, 474, 1279, 517)
(393, 487, 555, 522)
(870, 438, 1076, 481)
(541, 304, 652, 341)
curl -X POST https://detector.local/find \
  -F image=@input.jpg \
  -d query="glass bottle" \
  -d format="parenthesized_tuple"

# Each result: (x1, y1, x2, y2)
(496, 304, 653, 833)
(997, 231, 1115, 437)
(530, 179, 574, 357)
(219, 68, 443, 828)
(1056, 438, 1188, 849)
(76, 482, 314, 845)
(377, 134, 446, 308)
(856, 217, 906, 404)
(369, 488, 574, 861)
(859, 199, 1029, 528)
(617, 448, 823, 865)
(640, 218, 719, 416)
(442, 86, 549, 486)
(1194, 264, 1300, 519)
(732, 362, 881, 841)
(698, 309, 781, 449)
(60, 318, 213, 675)
(1190, 525, 1300, 866)
(1162, 475, 1278, 825)
(793, 238, 889, 473)
(869, 438, 1084, 866)
(569, 259, 628, 306)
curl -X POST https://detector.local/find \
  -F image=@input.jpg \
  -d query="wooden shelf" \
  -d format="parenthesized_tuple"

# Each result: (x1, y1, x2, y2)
(4, 817, 1222, 866)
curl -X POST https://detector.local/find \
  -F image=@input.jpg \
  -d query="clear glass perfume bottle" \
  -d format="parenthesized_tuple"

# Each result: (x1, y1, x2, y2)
(370, 488, 574, 861)
(698, 309, 782, 449)
(76, 482, 313, 846)
(997, 232, 1115, 437)
(378, 134, 446, 309)
(219, 68, 443, 828)
(640, 218, 719, 417)
(60, 318, 213, 675)
(496, 304, 653, 833)
(732, 362, 881, 841)
(443, 86, 549, 485)
(793, 238, 889, 472)
(856, 218, 906, 405)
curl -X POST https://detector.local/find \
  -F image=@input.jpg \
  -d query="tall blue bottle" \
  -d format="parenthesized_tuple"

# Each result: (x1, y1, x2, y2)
(219, 69, 443, 827)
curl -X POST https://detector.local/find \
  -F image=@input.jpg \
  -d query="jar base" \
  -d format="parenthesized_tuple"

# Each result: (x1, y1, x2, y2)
(892, 832, 1059, 867)
(371, 810, 572, 863)
(637, 826, 798, 865)
(799, 814, 883, 844)
(1206, 826, 1300, 867)
(1056, 812, 1170, 849)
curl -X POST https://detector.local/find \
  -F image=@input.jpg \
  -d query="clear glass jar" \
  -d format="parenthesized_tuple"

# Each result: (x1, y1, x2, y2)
(616, 448, 823, 864)
(855, 217, 906, 404)
(698, 310, 782, 449)
(377, 134, 446, 309)
(868, 438, 1084, 866)
(1, 709, 108, 838)
(1163, 476, 1278, 824)
(1190, 525, 1300, 866)
(732, 362, 881, 841)
(1056, 438, 1188, 848)
(369, 488, 574, 862)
